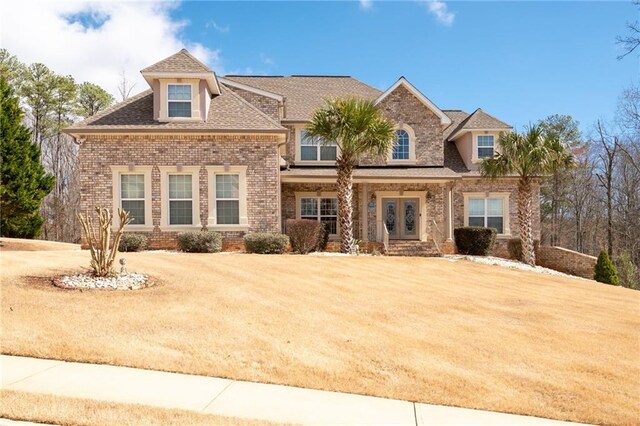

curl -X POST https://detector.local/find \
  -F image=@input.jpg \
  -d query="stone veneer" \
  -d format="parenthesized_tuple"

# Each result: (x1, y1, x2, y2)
(79, 134, 281, 250)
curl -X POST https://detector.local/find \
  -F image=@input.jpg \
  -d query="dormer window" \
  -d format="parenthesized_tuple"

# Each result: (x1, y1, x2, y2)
(168, 84, 192, 118)
(477, 135, 495, 159)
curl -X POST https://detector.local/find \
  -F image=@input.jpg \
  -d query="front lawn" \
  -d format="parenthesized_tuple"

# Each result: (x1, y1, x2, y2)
(1, 247, 638, 425)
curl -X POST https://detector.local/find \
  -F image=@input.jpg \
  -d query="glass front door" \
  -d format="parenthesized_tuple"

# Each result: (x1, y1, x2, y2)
(383, 198, 419, 240)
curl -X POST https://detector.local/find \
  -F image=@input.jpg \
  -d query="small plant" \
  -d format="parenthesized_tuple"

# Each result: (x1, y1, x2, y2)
(285, 219, 322, 254)
(507, 238, 524, 261)
(616, 251, 638, 289)
(454, 227, 497, 256)
(77, 207, 131, 277)
(244, 233, 289, 254)
(118, 233, 148, 252)
(316, 222, 331, 252)
(594, 250, 619, 285)
(350, 239, 361, 255)
(176, 230, 222, 253)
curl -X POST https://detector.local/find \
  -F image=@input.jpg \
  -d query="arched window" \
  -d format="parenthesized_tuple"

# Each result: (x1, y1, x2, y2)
(392, 129, 410, 160)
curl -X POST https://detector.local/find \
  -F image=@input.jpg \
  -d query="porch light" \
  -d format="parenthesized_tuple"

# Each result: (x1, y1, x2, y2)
(426, 191, 433, 201)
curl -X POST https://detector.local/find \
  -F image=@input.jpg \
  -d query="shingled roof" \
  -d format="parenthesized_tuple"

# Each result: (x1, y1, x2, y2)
(141, 49, 213, 74)
(223, 76, 382, 121)
(447, 108, 511, 141)
(64, 85, 285, 134)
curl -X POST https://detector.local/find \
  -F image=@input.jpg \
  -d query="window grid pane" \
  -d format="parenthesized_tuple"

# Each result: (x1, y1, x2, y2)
(468, 198, 485, 216)
(121, 174, 144, 199)
(320, 145, 337, 161)
(216, 175, 239, 199)
(169, 175, 192, 199)
(468, 217, 485, 227)
(300, 198, 318, 217)
(392, 130, 410, 160)
(477, 135, 494, 147)
(487, 217, 504, 234)
(169, 200, 192, 225)
(216, 200, 239, 224)
(487, 198, 503, 216)
(121, 200, 145, 225)
(168, 101, 191, 118)
(168, 84, 191, 100)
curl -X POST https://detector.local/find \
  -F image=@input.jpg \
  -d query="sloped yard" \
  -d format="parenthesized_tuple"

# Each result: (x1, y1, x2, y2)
(1, 245, 638, 425)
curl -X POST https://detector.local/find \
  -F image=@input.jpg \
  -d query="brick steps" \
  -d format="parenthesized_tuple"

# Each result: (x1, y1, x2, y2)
(386, 240, 442, 257)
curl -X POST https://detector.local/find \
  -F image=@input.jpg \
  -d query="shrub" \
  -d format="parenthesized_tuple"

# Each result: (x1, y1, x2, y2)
(244, 233, 289, 254)
(594, 250, 619, 285)
(118, 233, 148, 252)
(176, 230, 222, 253)
(507, 238, 523, 261)
(454, 226, 497, 256)
(316, 222, 331, 252)
(616, 251, 638, 289)
(285, 219, 322, 254)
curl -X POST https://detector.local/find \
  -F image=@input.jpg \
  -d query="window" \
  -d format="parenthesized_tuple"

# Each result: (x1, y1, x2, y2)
(300, 130, 337, 161)
(168, 175, 193, 225)
(300, 197, 338, 235)
(392, 130, 410, 160)
(120, 174, 145, 225)
(215, 174, 240, 225)
(477, 135, 495, 159)
(168, 84, 192, 118)
(468, 198, 504, 233)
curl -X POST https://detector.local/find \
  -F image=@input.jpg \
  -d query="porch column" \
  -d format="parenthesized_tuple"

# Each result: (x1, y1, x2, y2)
(446, 183, 454, 241)
(361, 183, 369, 242)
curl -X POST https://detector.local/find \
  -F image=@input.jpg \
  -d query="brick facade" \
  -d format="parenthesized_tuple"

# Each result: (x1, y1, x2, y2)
(79, 134, 281, 249)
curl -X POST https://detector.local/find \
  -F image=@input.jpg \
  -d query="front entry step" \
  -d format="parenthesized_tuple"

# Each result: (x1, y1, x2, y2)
(386, 241, 441, 257)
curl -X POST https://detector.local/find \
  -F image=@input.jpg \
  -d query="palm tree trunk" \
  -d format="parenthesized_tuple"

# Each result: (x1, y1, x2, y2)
(518, 178, 536, 266)
(336, 156, 354, 253)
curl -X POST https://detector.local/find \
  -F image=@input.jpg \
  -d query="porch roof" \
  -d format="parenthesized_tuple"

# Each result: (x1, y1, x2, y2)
(280, 167, 462, 182)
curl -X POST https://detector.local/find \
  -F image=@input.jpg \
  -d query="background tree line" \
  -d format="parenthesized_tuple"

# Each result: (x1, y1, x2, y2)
(0, 48, 114, 242)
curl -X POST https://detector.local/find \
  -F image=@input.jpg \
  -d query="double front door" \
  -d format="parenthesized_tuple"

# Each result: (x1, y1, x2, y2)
(383, 198, 419, 240)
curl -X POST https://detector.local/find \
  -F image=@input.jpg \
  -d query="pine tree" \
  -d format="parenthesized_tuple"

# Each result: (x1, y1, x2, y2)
(0, 76, 54, 238)
(594, 250, 620, 285)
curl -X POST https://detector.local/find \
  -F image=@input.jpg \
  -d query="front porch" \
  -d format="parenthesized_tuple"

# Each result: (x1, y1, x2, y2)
(280, 180, 457, 254)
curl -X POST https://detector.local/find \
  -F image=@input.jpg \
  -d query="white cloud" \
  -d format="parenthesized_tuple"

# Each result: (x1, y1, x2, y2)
(1, 0, 224, 98)
(259, 53, 274, 66)
(359, 0, 373, 10)
(206, 20, 230, 33)
(420, 0, 455, 26)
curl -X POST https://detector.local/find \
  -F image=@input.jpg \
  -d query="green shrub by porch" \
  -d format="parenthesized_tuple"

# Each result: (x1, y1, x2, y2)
(454, 227, 497, 256)
(176, 231, 222, 253)
(594, 250, 619, 285)
(244, 233, 289, 254)
(118, 234, 148, 252)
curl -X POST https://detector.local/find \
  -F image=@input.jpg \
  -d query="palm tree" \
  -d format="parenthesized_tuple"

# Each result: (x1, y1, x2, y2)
(481, 125, 574, 266)
(306, 97, 395, 253)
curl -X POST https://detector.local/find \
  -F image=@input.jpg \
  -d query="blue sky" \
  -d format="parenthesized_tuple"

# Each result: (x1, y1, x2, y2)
(4, 0, 637, 134)
(171, 1, 638, 133)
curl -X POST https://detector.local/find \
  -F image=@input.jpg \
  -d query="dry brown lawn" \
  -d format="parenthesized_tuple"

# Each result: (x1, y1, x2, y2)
(0, 237, 79, 251)
(1, 246, 638, 426)
(0, 390, 278, 425)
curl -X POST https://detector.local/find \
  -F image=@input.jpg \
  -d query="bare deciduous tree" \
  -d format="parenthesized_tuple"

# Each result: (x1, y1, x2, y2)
(117, 69, 136, 102)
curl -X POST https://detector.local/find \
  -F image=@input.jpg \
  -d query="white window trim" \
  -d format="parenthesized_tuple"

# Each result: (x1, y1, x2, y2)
(167, 83, 193, 119)
(159, 166, 201, 231)
(295, 126, 340, 165)
(471, 132, 499, 164)
(110, 166, 153, 231)
(388, 124, 417, 164)
(463, 192, 511, 237)
(157, 79, 201, 122)
(295, 192, 339, 237)
(206, 166, 249, 231)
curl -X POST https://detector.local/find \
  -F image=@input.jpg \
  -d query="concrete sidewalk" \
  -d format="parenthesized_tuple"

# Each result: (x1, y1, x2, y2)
(1, 355, 584, 425)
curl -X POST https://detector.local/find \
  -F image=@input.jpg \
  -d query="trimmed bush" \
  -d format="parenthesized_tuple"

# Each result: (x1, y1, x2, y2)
(244, 233, 289, 254)
(118, 233, 148, 252)
(594, 250, 619, 285)
(507, 238, 523, 261)
(176, 231, 222, 253)
(454, 226, 497, 256)
(285, 219, 322, 254)
(316, 222, 331, 252)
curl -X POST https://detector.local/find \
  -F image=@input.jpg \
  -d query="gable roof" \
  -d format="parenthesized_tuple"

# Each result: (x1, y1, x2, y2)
(141, 48, 213, 73)
(376, 77, 452, 126)
(447, 108, 512, 141)
(64, 85, 285, 135)
(223, 76, 382, 121)
(141, 49, 221, 95)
